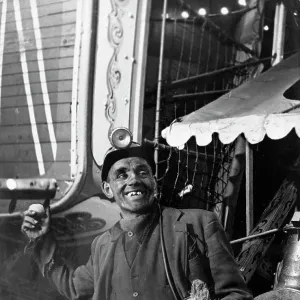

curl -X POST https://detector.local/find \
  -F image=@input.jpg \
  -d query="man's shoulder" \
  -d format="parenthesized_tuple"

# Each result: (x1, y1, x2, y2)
(162, 206, 218, 224)
(90, 230, 112, 250)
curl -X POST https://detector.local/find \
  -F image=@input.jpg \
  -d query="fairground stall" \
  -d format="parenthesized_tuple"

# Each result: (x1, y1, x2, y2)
(0, 0, 298, 299)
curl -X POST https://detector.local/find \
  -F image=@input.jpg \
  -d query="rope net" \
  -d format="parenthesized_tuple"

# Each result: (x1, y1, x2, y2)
(149, 1, 259, 210)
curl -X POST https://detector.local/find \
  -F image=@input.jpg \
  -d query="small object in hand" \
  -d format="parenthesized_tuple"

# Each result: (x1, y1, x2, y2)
(28, 203, 45, 217)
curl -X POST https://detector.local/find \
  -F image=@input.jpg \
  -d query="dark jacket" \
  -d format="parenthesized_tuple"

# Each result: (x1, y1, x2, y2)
(35, 207, 253, 300)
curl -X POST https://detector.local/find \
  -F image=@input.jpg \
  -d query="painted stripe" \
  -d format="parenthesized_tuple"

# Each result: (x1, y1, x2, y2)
(13, 0, 45, 175)
(70, 0, 82, 178)
(0, 0, 7, 121)
(30, 0, 57, 160)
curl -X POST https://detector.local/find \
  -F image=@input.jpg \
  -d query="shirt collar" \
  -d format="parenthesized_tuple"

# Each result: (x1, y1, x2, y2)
(109, 205, 159, 242)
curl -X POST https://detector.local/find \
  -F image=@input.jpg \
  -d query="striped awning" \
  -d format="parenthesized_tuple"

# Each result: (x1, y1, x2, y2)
(162, 52, 300, 147)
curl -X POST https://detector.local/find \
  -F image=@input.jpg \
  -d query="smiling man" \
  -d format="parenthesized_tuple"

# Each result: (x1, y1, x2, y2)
(103, 156, 157, 217)
(21, 143, 253, 300)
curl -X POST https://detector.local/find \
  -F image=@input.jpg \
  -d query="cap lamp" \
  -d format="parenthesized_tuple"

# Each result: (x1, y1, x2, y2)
(101, 127, 155, 182)
(109, 127, 133, 149)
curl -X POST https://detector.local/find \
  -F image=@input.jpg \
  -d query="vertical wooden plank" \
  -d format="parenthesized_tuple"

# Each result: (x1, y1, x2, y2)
(245, 141, 253, 235)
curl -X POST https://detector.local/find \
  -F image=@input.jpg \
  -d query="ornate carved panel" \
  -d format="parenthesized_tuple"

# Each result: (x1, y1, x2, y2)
(92, 0, 150, 166)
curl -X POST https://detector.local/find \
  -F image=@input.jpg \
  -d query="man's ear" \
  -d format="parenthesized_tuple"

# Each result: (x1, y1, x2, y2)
(102, 181, 114, 199)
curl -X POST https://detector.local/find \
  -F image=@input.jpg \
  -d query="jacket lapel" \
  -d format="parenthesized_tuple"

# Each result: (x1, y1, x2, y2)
(161, 208, 190, 298)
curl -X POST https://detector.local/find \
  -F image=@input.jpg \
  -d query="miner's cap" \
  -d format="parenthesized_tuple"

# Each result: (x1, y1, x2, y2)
(101, 143, 155, 182)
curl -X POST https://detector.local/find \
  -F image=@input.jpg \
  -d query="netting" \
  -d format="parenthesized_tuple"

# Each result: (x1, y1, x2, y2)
(151, 135, 237, 210)
(147, 0, 261, 210)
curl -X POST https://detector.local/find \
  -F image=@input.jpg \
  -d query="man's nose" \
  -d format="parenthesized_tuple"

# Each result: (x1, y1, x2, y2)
(127, 172, 140, 185)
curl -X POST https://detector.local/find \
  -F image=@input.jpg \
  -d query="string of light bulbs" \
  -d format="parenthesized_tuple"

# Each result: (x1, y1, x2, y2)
(179, 0, 251, 19)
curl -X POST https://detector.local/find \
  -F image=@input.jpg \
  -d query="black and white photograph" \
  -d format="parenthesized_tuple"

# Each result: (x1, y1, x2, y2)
(0, 0, 299, 299)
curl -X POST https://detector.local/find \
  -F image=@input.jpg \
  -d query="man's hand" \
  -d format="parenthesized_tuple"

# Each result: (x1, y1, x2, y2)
(21, 206, 50, 241)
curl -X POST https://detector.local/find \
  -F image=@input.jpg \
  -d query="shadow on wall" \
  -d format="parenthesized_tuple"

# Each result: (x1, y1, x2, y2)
(0, 217, 91, 300)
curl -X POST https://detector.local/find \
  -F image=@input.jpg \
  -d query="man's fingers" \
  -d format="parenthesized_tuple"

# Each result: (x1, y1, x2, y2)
(22, 223, 36, 230)
(22, 219, 41, 229)
(24, 215, 39, 226)
(24, 210, 38, 218)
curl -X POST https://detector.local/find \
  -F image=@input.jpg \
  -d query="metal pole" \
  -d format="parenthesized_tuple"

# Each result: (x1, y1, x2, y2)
(244, 1, 286, 236)
(246, 142, 254, 235)
(230, 228, 280, 245)
(170, 55, 273, 88)
(154, 0, 168, 178)
(130, 0, 152, 143)
(272, 1, 286, 66)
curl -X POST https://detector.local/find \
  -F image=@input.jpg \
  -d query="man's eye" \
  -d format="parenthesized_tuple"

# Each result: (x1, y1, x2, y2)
(139, 170, 149, 176)
(117, 173, 127, 179)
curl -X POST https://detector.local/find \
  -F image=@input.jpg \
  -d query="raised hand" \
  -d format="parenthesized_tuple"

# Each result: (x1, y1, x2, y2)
(21, 206, 50, 241)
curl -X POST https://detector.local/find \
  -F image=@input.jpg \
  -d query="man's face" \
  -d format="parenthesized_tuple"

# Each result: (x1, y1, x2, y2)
(103, 157, 157, 215)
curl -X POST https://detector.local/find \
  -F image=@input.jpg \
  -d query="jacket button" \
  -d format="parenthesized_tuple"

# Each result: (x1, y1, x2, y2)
(128, 231, 134, 237)
(133, 292, 139, 297)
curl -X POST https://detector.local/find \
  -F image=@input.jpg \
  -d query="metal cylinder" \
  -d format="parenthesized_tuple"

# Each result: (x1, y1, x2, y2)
(276, 230, 300, 290)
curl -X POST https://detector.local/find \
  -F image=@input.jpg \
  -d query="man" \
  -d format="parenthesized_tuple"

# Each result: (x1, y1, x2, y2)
(22, 143, 253, 300)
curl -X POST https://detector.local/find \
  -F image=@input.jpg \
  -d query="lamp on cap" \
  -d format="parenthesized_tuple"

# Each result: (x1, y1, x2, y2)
(110, 127, 133, 149)
(101, 127, 155, 182)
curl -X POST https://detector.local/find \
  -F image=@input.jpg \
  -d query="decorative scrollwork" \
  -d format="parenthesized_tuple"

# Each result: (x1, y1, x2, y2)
(108, 19, 123, 47)
(51, 212, 106, 237)
(105, 0, 129, 133)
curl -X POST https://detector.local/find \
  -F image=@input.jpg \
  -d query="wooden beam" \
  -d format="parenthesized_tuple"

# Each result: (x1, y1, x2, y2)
(236, 174, 299, 282)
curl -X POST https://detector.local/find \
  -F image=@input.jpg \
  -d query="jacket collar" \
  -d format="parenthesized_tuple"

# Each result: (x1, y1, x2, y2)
(161, 206, 184, 222)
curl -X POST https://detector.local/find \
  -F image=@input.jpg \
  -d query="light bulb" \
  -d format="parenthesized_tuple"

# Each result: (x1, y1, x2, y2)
(263, 25, 269, 31)
(198, 8, 207, 16)
(221, 7, 229, 15)
(6, 179, 17, 190)
(238, 0, 247, 6)
(181, 11, 189, 19)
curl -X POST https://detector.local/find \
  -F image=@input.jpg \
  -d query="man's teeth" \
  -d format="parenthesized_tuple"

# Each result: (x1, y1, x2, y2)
(127, 191, 143, 197)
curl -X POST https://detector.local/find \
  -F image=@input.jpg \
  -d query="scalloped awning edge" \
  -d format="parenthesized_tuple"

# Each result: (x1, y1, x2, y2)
(161, 113, 300, 147)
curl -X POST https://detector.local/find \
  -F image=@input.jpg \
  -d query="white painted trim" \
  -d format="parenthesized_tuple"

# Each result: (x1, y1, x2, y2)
(30, 0, 57, 160)
(70, 0, 82, 178)
(13, 0, 45, 175)
(130, 0, 152, 143)
(0, 0, 7, 120)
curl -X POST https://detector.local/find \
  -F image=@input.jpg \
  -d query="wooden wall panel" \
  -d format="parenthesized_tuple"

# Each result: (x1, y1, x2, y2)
(0, 142, 71, 162)
(2, 69, 73, 86)
(0, 162, 72, 180)
(6, 3, 76, 21)
(2, 80, 72, 97)
(0, 0, 78, 204)
(1, 91, 72, 107)
(3, 35, 75, 53)
(0, 123, 71, 143)
(2, 47, 74, 64)
(3, 57, 74, 75)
